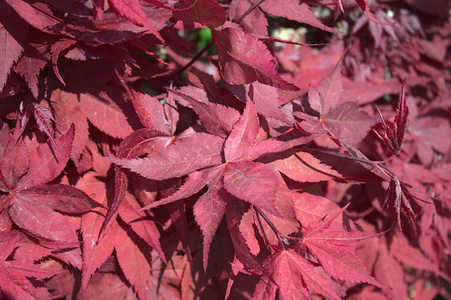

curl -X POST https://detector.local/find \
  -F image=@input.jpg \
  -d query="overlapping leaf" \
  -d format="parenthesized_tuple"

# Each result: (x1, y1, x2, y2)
(295, 58, 378, 145)
(253, 248, 342, 300)
(0, 125, 100, 247)
(301, 205, 386, 288)
(212, 24, 298, 91)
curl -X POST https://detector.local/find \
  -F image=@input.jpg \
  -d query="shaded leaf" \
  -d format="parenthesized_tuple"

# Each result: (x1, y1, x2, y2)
(0, 1, 28, 91)
(8, 199, 79, 244)
(18, 184, 102, 214)
(260, 0, 341, 34)
(193, 166, 228, 271)
(169, 88, 240, 138)
(224, 162, 281, 216)
(374, 80, 409, 155)
(79, 93, 134, 139)
(108, 0, 164, 42)
(172, 0, 227, 28)
(15, 124, 74, 190)
(115, 223, 151, 300)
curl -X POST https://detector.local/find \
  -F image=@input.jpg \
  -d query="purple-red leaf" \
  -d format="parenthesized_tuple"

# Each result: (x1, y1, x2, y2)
(248, 82, 295, 125)
(265, 150, 343, 184)
(14, 43, 49, 98)
(142, 165, 225, 210)
(193, 166, 228, 271)
(118, 193, 165, 263)
(313, 57, 344, 115)
(18, 184, 102, 214)
(115, 224, 151, 300)
(0, 138, 29, 191)
(79, 93, 134, 139)
(108, 132, 224, 180)
(131, 91, 173, 135)
(78, 172, 117, 291)
(8, 199, 79, 244)
(0, 1, 28, 91)
(212, 25, 298, 91)
(51, 89, 90, 172)
(108, 0, 164, 42)
(224, 99, 260, 162)
(169, 88, 240, 138)
(254, 249, 342, 300)
(259, 0, 341, 34)
(323, 102, 377, 145)
(375, 80, 409, 156)
(172, 0, 227, 28)
(224, 162, 281, 216)
(16, 124, 74, 190)
(3, 0, 50, 30)
(0, 232, 57, 299)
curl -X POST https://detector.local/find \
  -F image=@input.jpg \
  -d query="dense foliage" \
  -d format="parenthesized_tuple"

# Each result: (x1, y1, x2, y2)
(0, 0, 450, 299)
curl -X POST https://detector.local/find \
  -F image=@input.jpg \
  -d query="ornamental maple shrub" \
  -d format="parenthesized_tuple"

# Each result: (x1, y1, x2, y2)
(0, 0, 450, 299)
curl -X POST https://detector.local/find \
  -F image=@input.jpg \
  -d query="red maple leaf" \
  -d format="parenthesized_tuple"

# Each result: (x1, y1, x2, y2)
(172, 0, 227, 28)
(109, 99, 313, 271)
(0, 231, 60, 299)
(0, 124, 101, 248)
(212, 23, 299, 91)
(374, 80, 409, 156)
(300, 204, 386, 288)
(295, 57, 378, 145)
(253, 248, 342, 300)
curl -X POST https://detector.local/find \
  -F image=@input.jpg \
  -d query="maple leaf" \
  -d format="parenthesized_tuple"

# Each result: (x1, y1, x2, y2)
(0, 231, 60, 299)
(253, 248, 342, 300)
(79, 91, 135, 139)
(77, 273, 135, 299)
(110, 100, 312, 272)
(2, 0, 53, 31)
(77, 170, 163, 298)
(353, 0, 393, 25)
(78, 171, 118, 291)
(169, 87, 240, 138)
(0, 1, 29, 92)
(115, 221, 152, 300)
(172, 0, 227, 28)
(247, 82, 296, 125)
(263, 150, 343, 184)
(192, 166, 228, 270)
(51, 39, 77, 86)
(357, 234, 410, 299)
(107, 0, 164, 42)
(0, 125, 101, 247)
(374, 80, 409, 156)
(212, 23, 298, 91)
(295, 57, 378, 144)
(384, 177, 417, 234)
(51, 89, 91, 173)
(259, 0, 341, 34)
(13, 43, 49, 98)
(98, 90, 179, 239)
(300, 205, 387, 288)
(99, 129, 174, 239)
(108, 132, 224, 180)
(229, 0, 268, 35)
(130, 91, 175, 136)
